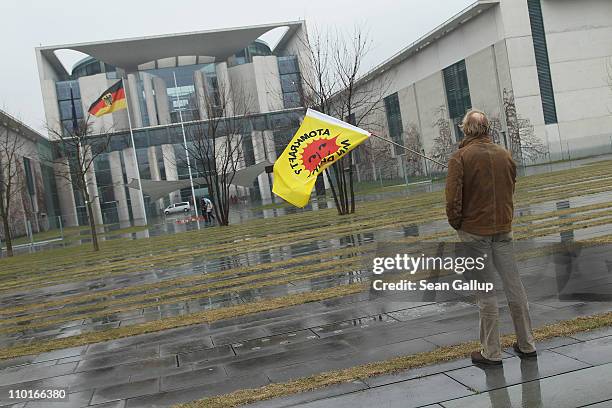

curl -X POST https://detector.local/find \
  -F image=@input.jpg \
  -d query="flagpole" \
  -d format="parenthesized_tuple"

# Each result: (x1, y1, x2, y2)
(121, 77, 148, 226)
(369, 132, 447, 168)
(172, 71, 200, 225)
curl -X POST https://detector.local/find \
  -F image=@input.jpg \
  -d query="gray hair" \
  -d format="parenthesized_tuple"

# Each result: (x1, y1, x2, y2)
(460, 109, 490, 138)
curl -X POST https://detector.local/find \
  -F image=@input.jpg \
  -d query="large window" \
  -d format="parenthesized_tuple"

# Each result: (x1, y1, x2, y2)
(94, 154, 119, 224)
(56, 80, 83, 135)
(138, 63, 221, 125)
(527, 0, 558, 124)
(227, 40, 272, 67)
(278, 56, 303, 109)
(443, 60, 472, 140)
(384, 92, 403, 155)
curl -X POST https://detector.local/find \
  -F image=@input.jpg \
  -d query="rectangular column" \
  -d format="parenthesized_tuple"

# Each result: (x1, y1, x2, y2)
(122, 147, 145, 225)
(108, 151, 130, 223)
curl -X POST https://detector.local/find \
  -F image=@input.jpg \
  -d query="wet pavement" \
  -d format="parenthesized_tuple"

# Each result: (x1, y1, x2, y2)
(249, 327, 612, 408)
(0, 246, 611, 407)
(1, 156, 612, 407)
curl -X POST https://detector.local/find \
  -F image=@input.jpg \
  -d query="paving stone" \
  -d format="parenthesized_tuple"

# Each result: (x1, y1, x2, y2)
(311, 315, 396, 338)
(88, 401, 126, 408)
(445, 351, 591, 392)
(0, 357, 36, 372)
(74, 348, 160, 372)
(578, 400, 612, 408)
(31, 346, 87, 364)
(553, 336, 612, 365)
(210, 327, 272, 345)
(289, 373, 473, 408)
(60, 366, 134, 393)
(569, 326, 612, 341)
(421, 328, 477, 347)
(177, 345, 234, 366)
(160, 365, 227, 391)
(243, 380, 369, 408)
(266, 338, 436, 383)
(504, 336, 580, 356)
(90, 378, 159, 405)
(0, 362, 78, 387)
(23, 390, 93, 408)
(225, 339, 356, 377)
(232, 330, 315, 355)
(124, 374, 270, 408)
(364, 358, 474, 387)
(441, 363, 612, 408)
(386, 301, 476, 323)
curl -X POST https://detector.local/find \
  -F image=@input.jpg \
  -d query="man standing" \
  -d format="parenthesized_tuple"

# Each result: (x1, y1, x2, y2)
(445, 109, 536, 366)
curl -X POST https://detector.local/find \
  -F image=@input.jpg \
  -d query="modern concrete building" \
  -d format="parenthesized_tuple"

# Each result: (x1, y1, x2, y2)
(35, 1, 612, 225)
(0, 109, 61, 241)
(349, 0, 612, 180)
(36, 22, 309, 226)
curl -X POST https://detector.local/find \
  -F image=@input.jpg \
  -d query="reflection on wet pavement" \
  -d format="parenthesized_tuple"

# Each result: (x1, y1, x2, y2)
(1, 157, 612, 406)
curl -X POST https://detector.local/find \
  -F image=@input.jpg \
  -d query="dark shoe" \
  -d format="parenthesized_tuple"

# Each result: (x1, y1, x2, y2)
(471, 351, 502, 366)
(513, 343, 537, 359)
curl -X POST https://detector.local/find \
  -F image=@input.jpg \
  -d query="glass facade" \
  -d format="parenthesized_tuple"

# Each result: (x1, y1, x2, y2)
(56, 80, 83, 135)
(443, 60, 472, 141)
(278, 56, 302, 109)
(384, 92, 404, 155)
(137, 63, 220, 125)
(71, 57, 116, 80)
(94, 153, 119, 224)
(227, 40, 272, 67)
(47, 41, 305, 224)
(37, 140, 61, 228)
(55, 110, 304, 223)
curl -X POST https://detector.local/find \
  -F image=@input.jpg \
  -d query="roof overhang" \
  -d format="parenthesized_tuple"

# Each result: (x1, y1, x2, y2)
(37, 21, 304, 75)
(127, 161, 272, 201)
(0, 109, 46, 143)
(355, 0, 499, 87)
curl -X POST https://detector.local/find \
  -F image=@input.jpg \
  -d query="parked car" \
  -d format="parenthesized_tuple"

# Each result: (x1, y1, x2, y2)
(164, 202, 191, 215)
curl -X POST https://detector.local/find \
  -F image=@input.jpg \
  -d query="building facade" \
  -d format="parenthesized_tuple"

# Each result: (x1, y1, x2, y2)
(0, 109, 61, 241)
(35, 1, 612, 227)
(36, 22, 309, 227)
(350, 0, 612, 180)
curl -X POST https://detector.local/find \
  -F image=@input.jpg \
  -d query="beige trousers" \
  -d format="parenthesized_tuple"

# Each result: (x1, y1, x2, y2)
(458, 230, 536, 361)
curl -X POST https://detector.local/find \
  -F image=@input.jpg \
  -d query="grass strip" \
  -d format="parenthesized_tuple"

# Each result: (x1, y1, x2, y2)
(174, 311, 612, 408)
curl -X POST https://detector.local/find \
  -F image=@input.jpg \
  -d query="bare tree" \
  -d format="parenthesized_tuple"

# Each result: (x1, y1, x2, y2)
(296, 25, 391, 215)
(187, 77, 254, 226)
(430, 106, 456, 172)
(0, 115, 30, 256)
(403, 123, 425, 176)
(502, 89, 547, 164)
(46, 117, 112, 251)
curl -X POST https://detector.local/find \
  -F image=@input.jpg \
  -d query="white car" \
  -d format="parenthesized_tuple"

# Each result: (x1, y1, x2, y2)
(164, 202, 191, 215)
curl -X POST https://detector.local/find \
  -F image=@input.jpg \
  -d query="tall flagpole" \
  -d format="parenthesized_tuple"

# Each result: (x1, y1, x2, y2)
(121, 77, 148, 226)
(172, 71, 200, 223)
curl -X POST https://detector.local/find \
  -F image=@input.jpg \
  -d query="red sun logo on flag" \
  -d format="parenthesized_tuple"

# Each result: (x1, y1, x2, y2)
(300, 136, 340, 172)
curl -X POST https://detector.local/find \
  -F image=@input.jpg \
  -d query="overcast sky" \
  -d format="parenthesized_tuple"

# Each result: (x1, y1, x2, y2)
(0, 0, 472, 132)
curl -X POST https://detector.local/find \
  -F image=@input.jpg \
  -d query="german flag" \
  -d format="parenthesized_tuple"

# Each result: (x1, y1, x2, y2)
(88, 80, 127, 117)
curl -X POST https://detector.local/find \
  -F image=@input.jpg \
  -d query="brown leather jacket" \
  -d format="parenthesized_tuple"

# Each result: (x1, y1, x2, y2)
(445, 135, 516, 235)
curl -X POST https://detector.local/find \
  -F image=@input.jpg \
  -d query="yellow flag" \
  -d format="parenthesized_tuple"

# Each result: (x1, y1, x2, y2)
(273, 109, 370, 207)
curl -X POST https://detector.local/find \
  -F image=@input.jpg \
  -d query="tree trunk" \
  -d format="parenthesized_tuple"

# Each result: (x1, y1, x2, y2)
(1, 214, 12, 257)
(324, 169, 341, 215)
(348, 152, 355, 214)
(85, 195, 100, 252)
